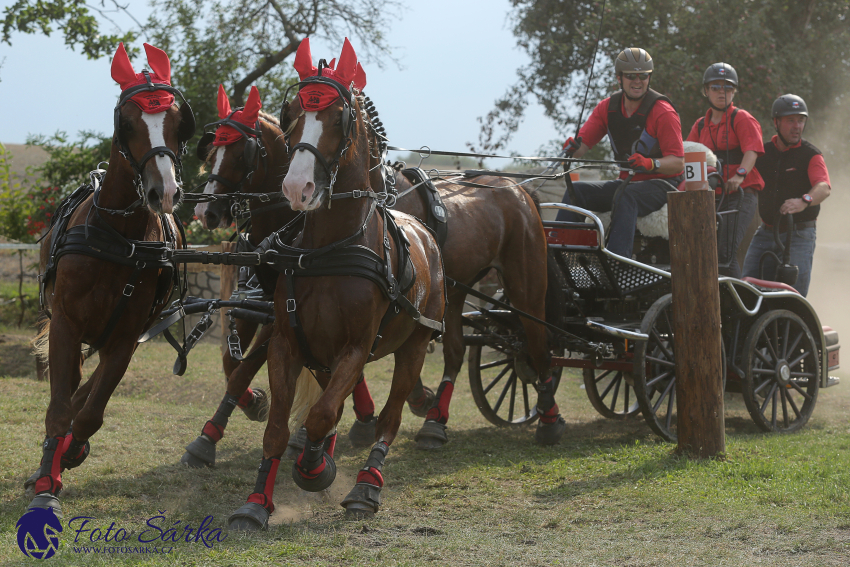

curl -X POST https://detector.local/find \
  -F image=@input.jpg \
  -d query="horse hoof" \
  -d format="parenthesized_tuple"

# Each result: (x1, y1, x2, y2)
(414, 420, 448, 450)
(181, 435, 215, 468)
(407, 386, 435, 418)
(228, 502, 269, 531)
(344, 503, 375, 520)
(292, 453, 337, 492)
(535, 416, 566, 446)
(23, 470, 39, 498)
(284, 426, 307, 460)
(241, 388, 269, 422)
(348, 416, 377, 448)
(29, 493, 62, 518)
(341, 482, 381, 517)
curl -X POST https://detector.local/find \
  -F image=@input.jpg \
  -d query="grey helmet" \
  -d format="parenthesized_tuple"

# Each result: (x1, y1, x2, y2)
(614, 48, 654, 74)
(703, 63, 738, 87)
(772, 94, 808, 118)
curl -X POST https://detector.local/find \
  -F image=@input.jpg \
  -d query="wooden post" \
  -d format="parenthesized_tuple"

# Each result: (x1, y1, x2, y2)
(667, 178, 726, 458)
(219, 241, 237, 356)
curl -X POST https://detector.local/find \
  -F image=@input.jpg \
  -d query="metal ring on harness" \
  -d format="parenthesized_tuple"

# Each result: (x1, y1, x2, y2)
(126, 243, 136, 258)
(298, 254, 305, 269)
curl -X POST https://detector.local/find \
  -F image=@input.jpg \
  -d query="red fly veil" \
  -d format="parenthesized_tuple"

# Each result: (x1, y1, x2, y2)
(111, 42, 175, 112)
(294, 37, 367, 111)
(213, 85, 263, 146)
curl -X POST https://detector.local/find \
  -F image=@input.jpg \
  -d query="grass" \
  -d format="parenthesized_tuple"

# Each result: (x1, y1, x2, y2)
(1, 337, 849, 566)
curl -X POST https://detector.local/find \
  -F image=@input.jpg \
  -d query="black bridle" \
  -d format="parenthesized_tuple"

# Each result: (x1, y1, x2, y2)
(112, 70, 195, 214)
(279, 70, 360, 205)
(200, 113, 268, 193)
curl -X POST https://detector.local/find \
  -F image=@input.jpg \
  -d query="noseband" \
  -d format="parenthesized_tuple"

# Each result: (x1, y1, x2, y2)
(113, 70, 195, 211)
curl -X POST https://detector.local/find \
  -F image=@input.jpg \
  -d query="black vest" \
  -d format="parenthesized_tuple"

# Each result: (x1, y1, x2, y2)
(606, 89, 671, 161)
(756, 139, 822, 225)
(697, 109, 744, 168)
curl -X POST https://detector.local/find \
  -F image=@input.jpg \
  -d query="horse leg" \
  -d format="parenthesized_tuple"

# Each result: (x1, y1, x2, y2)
(229, 330, 300, 531)
(26, 316, 84, 513)
(30, 335, 136, 515)
(181, 324, 273, 468)
(414, 288, 465, 449)
(343, 328, 432, 518)
(499, 248, 565, 445)
(292, 351, 369, 493)
(346, 372, 378, 448)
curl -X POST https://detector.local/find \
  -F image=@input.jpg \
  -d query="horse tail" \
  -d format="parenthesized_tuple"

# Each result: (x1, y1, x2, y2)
(31, 314, 50, 365)
(288, 368, 324, 430)
(518, 183, 543, 216)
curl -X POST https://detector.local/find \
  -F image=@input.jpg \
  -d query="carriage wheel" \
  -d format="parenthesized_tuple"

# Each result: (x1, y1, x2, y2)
(583, 367, 641, 420)
(741, 310, 819, 433)
(468, 341, 562, 427)
(633, 294, 679, 442)
(634, 294, 727, 442)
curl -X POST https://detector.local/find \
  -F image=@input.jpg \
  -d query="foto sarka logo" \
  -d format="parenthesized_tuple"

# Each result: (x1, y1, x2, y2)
(16, 507, 62, 559)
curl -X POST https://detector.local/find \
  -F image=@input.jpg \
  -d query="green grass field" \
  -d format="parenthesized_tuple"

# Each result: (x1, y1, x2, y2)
(1, 336, 849, 565)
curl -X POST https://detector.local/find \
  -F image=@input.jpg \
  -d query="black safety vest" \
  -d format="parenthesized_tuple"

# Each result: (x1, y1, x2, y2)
(756, 139, 822, 225)
(606, 89, 671, 161)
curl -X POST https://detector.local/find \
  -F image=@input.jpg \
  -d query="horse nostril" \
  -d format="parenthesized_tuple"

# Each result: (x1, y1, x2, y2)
(301, 195, 307, 202)
(206, 211, 219, 227)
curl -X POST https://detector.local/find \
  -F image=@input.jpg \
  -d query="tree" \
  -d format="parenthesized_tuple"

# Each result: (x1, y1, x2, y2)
(477, 0, 850, 155)
(2, 0, 138, 59)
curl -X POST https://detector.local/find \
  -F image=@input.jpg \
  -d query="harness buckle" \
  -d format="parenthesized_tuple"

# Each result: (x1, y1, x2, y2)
(123, 284, 135, 297)
(353, 189, 362, 198)
(286, 299, 296, 313)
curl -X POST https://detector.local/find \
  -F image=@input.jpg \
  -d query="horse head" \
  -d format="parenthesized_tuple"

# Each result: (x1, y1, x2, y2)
(280, 37, 369, 211)
(194, 85, 285, 229)
(111, 42, 195, 215)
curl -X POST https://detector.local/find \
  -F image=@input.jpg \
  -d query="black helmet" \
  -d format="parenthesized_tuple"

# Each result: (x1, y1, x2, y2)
(772, 94, 808, 118)
(614, 48, 653, 74)
(703, 63, 738, 87)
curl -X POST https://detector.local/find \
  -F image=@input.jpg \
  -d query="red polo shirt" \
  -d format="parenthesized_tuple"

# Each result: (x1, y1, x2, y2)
(579, 95, 684, 181)
(686, 105, 765, 190)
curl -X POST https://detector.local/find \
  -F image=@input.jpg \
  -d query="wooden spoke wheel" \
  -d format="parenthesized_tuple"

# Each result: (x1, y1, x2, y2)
(583, 367, 641, 419)
(634, 294, 727, 442)
(468, 331, 562, 427)
(742, 310, 819, 433)
(633, 294, 679, 442)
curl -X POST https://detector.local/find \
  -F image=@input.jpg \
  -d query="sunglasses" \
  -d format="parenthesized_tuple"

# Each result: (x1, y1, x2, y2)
(623, 73, 650, 81)
(708, 84, 736, 92)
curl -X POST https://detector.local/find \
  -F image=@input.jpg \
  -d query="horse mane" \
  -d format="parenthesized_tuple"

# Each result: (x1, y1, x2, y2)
(357, 93, 389, 155)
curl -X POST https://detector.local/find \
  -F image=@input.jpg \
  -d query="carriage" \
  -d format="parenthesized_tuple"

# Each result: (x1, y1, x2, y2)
(462, 173, 841, 443)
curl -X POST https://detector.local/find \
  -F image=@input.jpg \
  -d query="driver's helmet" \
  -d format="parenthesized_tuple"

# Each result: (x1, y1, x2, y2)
(703, 63, 738, 87)
(772, 94, 808, 118)
(614, 48, 653, 74)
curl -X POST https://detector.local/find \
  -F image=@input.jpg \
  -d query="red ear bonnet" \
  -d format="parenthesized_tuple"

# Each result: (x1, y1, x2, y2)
(295, 37, 367, 112)
(213, 85, 263, 146)
(111, 42, 175, 113)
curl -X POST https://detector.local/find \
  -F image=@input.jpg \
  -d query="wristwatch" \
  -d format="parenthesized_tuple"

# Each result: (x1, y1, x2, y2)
(802, 194, 813, 207)
(653, 159, 661, 171)
(736, 167, 748, 177)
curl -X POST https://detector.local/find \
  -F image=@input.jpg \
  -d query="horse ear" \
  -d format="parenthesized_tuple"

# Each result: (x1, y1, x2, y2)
(196, 132, 215, 161)
(111, 42, 137, 88)
(143, 43, 171, 84)
(178, 101, 196, 143)
(217, 84, 232, 119)
(336, 38, 358, 86)
(294, 37, 316, 80)
(243, 86, 262, 124)
(327, 58, 337, 70)
(354, 62, 367, 91)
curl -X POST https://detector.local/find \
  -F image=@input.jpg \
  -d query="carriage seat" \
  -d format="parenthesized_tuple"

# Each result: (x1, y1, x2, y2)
(741, 277, 800, 294)
(584, 142, 719, 241)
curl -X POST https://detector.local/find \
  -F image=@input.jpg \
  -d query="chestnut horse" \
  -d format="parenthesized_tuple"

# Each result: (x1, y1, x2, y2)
(227, 38, 445, 528)
(25, 43, 194, 516)
(187, 99, 564, 455)
(179, 85, 312, 467)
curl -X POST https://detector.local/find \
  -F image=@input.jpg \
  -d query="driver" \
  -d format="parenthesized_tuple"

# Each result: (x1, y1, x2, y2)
(556, 47, 685, 258)
(742, 94, 831, 296)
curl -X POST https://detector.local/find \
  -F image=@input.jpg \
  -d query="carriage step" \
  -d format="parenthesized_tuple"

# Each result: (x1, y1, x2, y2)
(826, 376, 840, 388)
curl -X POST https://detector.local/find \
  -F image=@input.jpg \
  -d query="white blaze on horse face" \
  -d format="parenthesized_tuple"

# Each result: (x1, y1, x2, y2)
(194, 146, 226, 227)
(141, 111, 180, 213)
(282, 112, 322, 211)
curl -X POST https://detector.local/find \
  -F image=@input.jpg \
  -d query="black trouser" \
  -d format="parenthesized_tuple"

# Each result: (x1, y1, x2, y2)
(716, 189, 758, 278)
